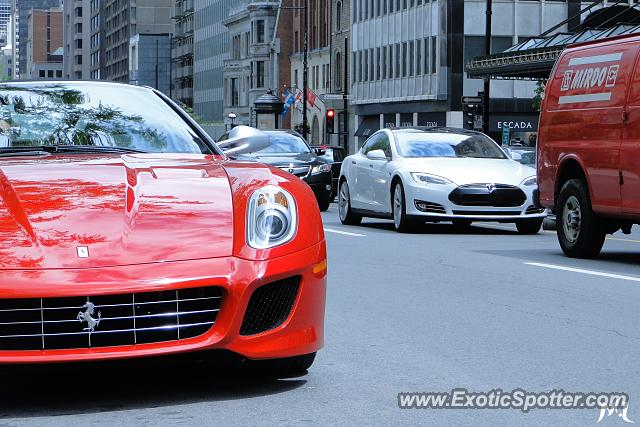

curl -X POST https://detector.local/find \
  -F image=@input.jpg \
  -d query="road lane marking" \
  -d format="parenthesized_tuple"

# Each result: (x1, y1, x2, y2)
(607, 236, 640, 244)
(324, 228, 366, 237)
(526, 262, 640, 283)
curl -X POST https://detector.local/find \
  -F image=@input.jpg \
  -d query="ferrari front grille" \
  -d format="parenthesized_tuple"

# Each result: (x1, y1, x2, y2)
(0, 287, 223, 351)
(240, 276, 300, 336)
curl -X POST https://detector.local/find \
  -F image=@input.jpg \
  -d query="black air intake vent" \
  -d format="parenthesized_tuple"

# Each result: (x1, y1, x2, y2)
(240, 276, 301, 336)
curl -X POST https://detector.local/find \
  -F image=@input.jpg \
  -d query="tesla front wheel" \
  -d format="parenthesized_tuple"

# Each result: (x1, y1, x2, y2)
(338, 180, 362, 225)
(393, 182, 417, 233)
(516, 218, 543, 235)
(556, 179, 606, 258)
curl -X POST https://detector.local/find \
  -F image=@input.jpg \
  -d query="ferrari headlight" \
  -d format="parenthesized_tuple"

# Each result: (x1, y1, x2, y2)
(247, 186, 297, 249)
(311, 163, 331, 175)
(410, 172, 453, 185)
(521, 176, 537, 186)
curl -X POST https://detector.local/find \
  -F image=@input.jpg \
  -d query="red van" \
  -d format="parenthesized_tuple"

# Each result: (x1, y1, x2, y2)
(538, 33, 640, 258)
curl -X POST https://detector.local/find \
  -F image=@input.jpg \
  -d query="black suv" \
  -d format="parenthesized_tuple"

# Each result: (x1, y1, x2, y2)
(219, 129, 333, 211)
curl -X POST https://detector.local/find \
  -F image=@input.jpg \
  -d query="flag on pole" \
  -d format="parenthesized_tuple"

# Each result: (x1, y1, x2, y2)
(281, 89, 295, 118)
(306, 87, 318, 107)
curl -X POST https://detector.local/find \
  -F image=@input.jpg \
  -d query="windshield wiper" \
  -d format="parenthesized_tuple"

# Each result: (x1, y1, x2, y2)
(54, 145, 148, 154)
(0, 145, 148, 155)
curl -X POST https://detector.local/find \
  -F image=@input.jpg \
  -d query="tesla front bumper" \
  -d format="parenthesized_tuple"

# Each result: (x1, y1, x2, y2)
(403, 180, 547, 222)
(0, 242, 327, 363)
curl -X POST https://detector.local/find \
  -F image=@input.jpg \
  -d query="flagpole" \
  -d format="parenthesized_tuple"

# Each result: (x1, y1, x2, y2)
(302, 0, 309, 142)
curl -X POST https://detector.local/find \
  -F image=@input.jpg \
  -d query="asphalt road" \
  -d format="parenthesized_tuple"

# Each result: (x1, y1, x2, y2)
(2, 205, 640, 426)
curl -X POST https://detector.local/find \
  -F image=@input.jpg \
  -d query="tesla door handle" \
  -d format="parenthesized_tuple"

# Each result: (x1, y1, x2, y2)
(369, 164, 374, 168)
(351, 161, 357, 165)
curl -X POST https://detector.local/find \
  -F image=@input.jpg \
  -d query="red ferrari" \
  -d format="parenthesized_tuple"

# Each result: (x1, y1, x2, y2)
(0, 81, 326, 374)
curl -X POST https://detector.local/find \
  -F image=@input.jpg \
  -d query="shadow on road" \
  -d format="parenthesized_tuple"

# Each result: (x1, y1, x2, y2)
(355, 221, 519, 235)
(478, 248, 640, 269)
(0, 351, 307, 418)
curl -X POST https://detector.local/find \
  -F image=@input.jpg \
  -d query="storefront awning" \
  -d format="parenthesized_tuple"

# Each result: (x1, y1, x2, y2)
(354, 116, 380, 138)
(467, 24, 640, 80)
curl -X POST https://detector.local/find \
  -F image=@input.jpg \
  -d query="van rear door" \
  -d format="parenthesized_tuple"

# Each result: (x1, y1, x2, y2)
(621, 51, 640, 213)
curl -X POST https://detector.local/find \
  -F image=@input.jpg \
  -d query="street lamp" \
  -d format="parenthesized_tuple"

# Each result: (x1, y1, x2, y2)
(228, 112, 237, 129)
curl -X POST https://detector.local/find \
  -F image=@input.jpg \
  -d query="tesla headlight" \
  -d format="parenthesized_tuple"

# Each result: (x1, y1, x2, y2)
(247, 186, 297, 249)
(311, 163, 331, 175)
(521, 176, 537, 186)
(411, 172, 453, 185)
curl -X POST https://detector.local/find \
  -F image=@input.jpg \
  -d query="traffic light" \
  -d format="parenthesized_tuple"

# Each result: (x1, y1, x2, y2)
(463, 102, 483, 130)
(326, 109, 335, 134)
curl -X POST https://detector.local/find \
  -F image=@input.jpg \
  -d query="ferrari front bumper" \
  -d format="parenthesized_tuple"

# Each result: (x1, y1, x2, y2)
(0, 241, 327, 363)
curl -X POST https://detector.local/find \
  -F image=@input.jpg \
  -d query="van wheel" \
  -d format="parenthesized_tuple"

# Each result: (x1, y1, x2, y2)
(556, 179, 606, 258)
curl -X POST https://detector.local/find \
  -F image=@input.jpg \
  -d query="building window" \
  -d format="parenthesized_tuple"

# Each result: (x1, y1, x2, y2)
(294, 31, 299, 53)
(75, 39, 82, 49)
(431, 36, 437, 74)
(256, 61, 265, 87)
(401, 42, 407, 77)
(255, 20, 265, 44)
(231, 78, 239, 106)
(416, 39, 422, 75)
(376, 47, 381, 80)
(409, 40, 414, 77)
(395, 43, 400, 78)
(369, 48, 374, 81)
(39, 70, 45, 78)
(364, 49, 368, 81)
(382, 45, 387, 79)
(335, 51, 342, 89)
(47, 70, 54, 78)
(336, 1, 342, 31)
(463, 35, 513, 66)
(56, 70, 62, 78)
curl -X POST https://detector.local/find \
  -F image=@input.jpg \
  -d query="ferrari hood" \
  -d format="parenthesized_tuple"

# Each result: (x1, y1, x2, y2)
(0, 154, 234, 270)
(402, 158, 536, 186)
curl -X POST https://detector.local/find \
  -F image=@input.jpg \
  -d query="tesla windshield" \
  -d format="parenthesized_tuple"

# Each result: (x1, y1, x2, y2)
(0, 83, 212, 154)
(255, 133, 311, 154)
(395, 132, 507, 159)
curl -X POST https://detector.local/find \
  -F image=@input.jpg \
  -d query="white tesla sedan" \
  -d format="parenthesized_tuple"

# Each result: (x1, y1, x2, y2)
(338, 127, 546, 233)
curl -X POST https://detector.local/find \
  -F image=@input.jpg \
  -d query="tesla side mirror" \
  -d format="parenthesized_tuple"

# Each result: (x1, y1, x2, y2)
(503, 147, 513, 159)
(366, 149, 388, 161)
(216, 126, 270, 156)
(314, 148, 326, 156)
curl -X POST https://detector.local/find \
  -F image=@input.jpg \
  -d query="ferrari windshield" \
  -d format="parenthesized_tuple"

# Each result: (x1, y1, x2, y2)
(0, 83, 212, 154)
(395, 132, 507, 159)
(253, 132, 311, 154)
